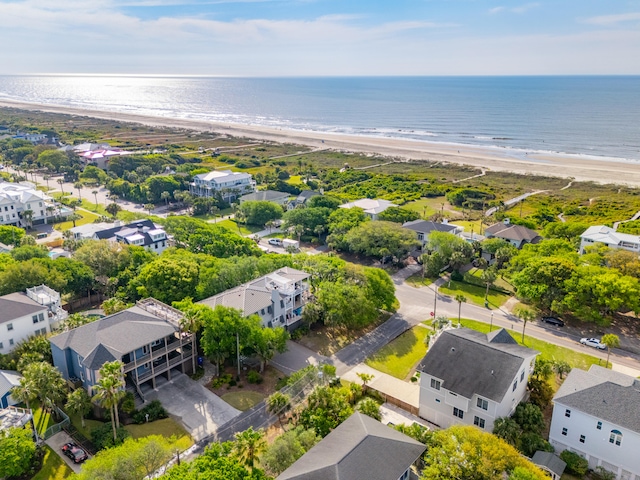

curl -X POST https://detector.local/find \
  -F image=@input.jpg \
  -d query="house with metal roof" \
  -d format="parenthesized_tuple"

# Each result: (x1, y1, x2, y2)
(338, 198, 397, 220)
(189, 170, 256, 202)
(276, 412, 426, 480)
(0, 370, 21, 408)
(199, 267, 310, 331)
(50, 299, 195, 401)
(484, 219, 541, 249)
(402, 219, 464, 249)
(239, 190, 290, 206)
(0, 285, 67, 354)
(549, 365, 640, 480)
(579, 225, 640, 254)
(417, 327, 538, 432)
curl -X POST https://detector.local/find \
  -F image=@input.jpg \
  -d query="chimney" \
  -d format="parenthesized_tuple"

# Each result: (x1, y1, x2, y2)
(137, 223, 143, 232)
(503, 218, 510, 225)
(442, 218, 448, 225)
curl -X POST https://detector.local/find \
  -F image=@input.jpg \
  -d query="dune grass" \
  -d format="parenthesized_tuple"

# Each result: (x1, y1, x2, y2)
(366, 326, 430, 379)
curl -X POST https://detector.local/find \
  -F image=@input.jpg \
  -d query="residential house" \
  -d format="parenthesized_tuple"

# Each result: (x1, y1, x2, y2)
(199, 267, 310, 331)
(531, 451, 566, 480)
(0, 181, 57, 227)
(0, 242, 12, 254)
(0, 370, 21, 408)
(402, 219, 464, 249)
(277, 412, 426, 480)
(549, 365, 640, 480)
(50, 299, 195, 400)
(338, 198, 397, 220)
(0, 285, 67, 354)
(287, 190, 320, 210)
(70, 219, 170, 254)
(60, 143, 132, 169)
(484, 219, 541, 249)
(579, 225, 640, 254)
(240, 190, 290, 206)
(417, 327, 538, 432)
(13, 132, 48, 144)
(189, 170, 256, 202)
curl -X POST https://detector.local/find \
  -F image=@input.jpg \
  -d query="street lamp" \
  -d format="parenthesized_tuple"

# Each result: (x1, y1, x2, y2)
(490, 312, 494, 332)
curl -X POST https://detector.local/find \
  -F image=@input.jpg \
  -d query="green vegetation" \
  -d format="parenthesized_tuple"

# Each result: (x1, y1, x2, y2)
(31, 445, 74, 480)
(54, 208, 100, 230)
(221, 391, 265, 411)
(215, 218, 263, 235)
(439, 280, 511, 309)
(365, 326, 429, 379)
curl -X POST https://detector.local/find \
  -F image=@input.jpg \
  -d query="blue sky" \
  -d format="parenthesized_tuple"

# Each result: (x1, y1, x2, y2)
(0, 0, 639, 75)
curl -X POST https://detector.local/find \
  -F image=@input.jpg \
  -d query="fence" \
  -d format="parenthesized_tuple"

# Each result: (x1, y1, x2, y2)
(42, 407, 70, 440)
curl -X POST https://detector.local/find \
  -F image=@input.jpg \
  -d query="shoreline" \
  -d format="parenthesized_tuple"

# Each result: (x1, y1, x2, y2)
(1, 98, 639, 187)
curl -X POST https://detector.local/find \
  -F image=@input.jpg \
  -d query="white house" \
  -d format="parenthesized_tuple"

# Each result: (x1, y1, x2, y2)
(549, 365, 640, 480)
(189, 170, 256, 202)
(70, 219, 170, 254)
(0, 181, 57, 227)
(199, 267, 310, 331)
(579, 225, 640, 254)
(0, 370, 22, 408)
(417, 328, 538, 432)
(402, 219, 464, 249)
(338, 198, 397, 220)
(0, 285, 67, 353)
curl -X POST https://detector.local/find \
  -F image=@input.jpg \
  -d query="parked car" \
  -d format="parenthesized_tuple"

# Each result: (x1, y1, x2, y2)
(62, 442, 88, 464)
(541, 316, 565, 327)
(268, 238, 283, 246)
(580, 338, 607, 350)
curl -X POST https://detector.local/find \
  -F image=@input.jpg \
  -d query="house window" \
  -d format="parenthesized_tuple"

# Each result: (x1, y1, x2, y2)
(151, 340, 161, 347)
(609, 430, 622, 446)
(38, 313, 44, 322)
(477, 398, 488, 410)
(597, 421, 602, 430)
(435, 398, 440, 403)
(7, 323, 13, 331)
(78, 356, 82, 366)
(142, 345, 149, 355)
(80, 371, 84, 382)
(33, 315, 39, 324)
(9, 339, 14, 346)
(143, 362, 150, 369)
(565, 409, 571, 418)
(580, 435, 585, 444)
(562, 428, 568, 436)
(453, 407, 464, 419)
(261, 309, 265, 315)
(512, 380, 517, 392)
(0, 342, 3, 349)
(520, 370, 525, 382)
(474, 416, 485, 429)
(430, 379, 441, 390)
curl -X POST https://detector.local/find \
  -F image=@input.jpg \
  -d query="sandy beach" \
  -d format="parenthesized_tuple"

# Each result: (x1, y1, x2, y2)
(1, 98, 639, 187)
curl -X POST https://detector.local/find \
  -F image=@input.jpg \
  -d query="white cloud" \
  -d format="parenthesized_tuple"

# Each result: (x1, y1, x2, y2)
(489, 6, 504, 14)
(582, 11, 640, 26)
(489, 3, 539, 15)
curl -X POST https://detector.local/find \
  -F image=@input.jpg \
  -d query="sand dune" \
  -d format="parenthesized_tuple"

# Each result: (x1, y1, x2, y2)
(1, 98, 638, 186)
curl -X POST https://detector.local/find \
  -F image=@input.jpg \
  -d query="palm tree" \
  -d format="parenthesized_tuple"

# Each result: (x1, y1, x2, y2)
(65, 388, 92, 428)
(454, 294, 466, 326)
(180, 309, 203, 372)
(92, 190, 99, 207)
(22, 209, 33, 230)
(233, 427, 266, 469)
(18, 362, 66, 419)
(210, 205, 219, 222)
(92, 360, 125, 440)
(266, 392, 291, 427)
(265, 220, 274, 233)
(10, 374, 39, 440)
(45, 205, 55, 224)
(356, 372, 374, 390)
(106, 202, 121, 218)
(294, 224, 304, 243)
(601, 334, 620, 368)
(43, 175, 50, 190)
(160, 191, 171, 208)
(74, 182, 83, 201)
(57, 178, 65, 195)
(481, 267, 498, 305)
(518, 309, 535, 343)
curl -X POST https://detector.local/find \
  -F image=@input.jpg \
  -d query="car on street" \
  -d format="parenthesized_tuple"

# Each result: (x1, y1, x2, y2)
(62, 442, 88, 464)
(268, 238, 283, 246)
(541, 316, 565, 327)
(580, 338, 607, 350)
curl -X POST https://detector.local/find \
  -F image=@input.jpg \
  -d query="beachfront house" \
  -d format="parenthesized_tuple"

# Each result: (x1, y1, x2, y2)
(276, 412, 426, 480)
(70, 219, 170, 254)
(199, 267, 310, 331)
(0, 285, 67, 354)
(189, 170, 256, 202)
(402, 219, 464, 249)
(0, 181, 58, 227)
(239, 190, 290, 206)
(50, 299, 195, 400)
(338, 198, 397, 220)
(484, 219, 541, 249)
(549, 365, 640, 480)
(417, 328, 538, 432)
(579, 225, 640, 254)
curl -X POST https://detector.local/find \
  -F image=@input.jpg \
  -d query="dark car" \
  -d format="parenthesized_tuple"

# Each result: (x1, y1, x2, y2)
(62, 442, 88, 464)
(541, 316, 565, 327)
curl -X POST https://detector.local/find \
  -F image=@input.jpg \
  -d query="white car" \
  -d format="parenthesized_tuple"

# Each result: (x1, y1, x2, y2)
(268, 238, 283, 246)
(580, 338, 607, 350)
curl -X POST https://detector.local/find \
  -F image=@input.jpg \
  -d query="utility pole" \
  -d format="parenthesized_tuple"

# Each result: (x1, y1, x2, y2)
(490, 312, 494, 332)
(432, 285, 438, 331)
(236, 333, 241, 378)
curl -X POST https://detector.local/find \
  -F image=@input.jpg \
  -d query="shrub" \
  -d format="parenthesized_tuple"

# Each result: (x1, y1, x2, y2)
(247, 370, 263, 384)
(211, 373, 233, 389)
(121, 392, 136, 415)
(228, 379, 237, 387)
(133, 400, 168, 424)
(528, 378, 554, 409)
(560, 450, 589, 478)
(91, 423, 130, 450)
(450, 270, 464, 281)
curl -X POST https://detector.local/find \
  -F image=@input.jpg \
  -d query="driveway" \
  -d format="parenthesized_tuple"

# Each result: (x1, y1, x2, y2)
(145, 373, 241, 442)
(45, 431, 88, 474)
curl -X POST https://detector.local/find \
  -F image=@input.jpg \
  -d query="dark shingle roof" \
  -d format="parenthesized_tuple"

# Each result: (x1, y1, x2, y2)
(240, 190, 289, 202)
(94, 219, 155, 240)
(296, 190, 320, 203)
(484, 223, 541, 243)
(417, 328, 538, 402)
(553, 365, 640, 434)
(0, 292, 46, 324)
(532, 451, 566, 477)
(402, 220, 458, 235)
(49, 306, 177, 363)
(276, 413, 425, 480)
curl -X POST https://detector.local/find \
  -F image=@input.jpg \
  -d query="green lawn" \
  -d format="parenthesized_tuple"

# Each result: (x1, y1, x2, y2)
(221, 391, 264, 411)
(405, 273, 440, 288)
(125, 418, 192, 448)
(464, 268, 514, 293)
(402, 198, 438, 218)
(452, 220, 484, 233)
(366, 326, 430, 379)
(33, 405, 56, 437)
(459, 318, 604, 371)
(439, 279, 511, 309)
(32, 445, 73, 480)
(216, 219, 263, 235)
(53, 209, 100, 231)
(287, 175, 305, 186)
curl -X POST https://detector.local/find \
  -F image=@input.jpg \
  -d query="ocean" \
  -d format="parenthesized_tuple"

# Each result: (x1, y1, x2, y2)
(0, 75, 639, 162)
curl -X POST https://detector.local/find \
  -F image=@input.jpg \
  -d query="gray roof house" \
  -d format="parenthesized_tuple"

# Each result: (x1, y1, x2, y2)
(240, 190, 290, 205)
(549, 365, 640, 479)
(532, 451, 566, 480)
(287, 190, 321, 210)
(402, 219, 463, 249)
(277, 412, 426, 480)
(417, 328, 538, 432)
(199, 267, 310, 331)
(50, 299, 195, 400)
(484, 219, 541, 249)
